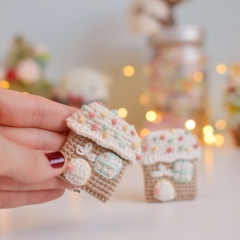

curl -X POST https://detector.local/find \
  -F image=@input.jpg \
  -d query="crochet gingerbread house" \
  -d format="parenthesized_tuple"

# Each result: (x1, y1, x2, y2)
(60, 102, 142, 202)
(141, 129, 201, 202)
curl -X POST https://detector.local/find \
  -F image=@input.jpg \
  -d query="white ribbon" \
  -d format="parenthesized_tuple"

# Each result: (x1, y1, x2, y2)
(151, 164, 173, 178)
(76, 143, 96, 162)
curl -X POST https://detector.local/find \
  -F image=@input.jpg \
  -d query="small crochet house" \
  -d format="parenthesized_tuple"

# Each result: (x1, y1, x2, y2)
(141, 129, 201, 202)
(60, 102, 142, 202)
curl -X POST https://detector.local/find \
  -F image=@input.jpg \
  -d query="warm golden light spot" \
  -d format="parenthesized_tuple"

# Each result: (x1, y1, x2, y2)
(153, 113, 162, 124)
(230, 64, 240, 77)
(142, 65, 153, 76)
(146, 111, 157, 122)
(215, 119, 226, 131)
(203, 125, 214, 136)
(139, 94, 150, 106)
(185, 119, 196, 130)
(216, 64, 227, 75)
(193, 72, 203, 82)
(0, 80, 10, 89)
(23, 92, 29, 94)
(123, 65, 135, 77)
(204, 134, 215, 144)
(141, 128, 150, 138)
(118, 108, 128, 118)
(214, 134, 224, 146)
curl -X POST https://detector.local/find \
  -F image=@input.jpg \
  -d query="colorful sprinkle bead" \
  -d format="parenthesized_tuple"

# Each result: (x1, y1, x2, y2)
(160, 135, 165, 140)
(142, 145, 149, 152)
(102, 131, 110, 139)
(98, 102, 103, 105)
(111, 110, 118, 115)
(178, 135, 184, 141)
(169, 128, 174, 133)
(167, 147, 173, 153)
(152, 146, 159, 152)
(89, 112, 96, 118)
(132, 142, 139, 149)
(78, 116, 86, 123)
(100, 112, 107, 118)
(168, 139, 174, 144)
(119, 142, 126, 148)
(92, 124, 99, 131)
(82, 105, 88, 111)
(103, 125, 109, 131)
(153, 136, 158, 142)
(185, 147, 190, 152)
(130, 130, 136, 136)
(136, 154, 142, 161)
(112, 118, 118, 125)
(123, 125, 128, 131)
(67, 165, 74, 172)
(193, 143, 199, 149)
(115, 132, 121, 139)
(178, 146, 184, 151)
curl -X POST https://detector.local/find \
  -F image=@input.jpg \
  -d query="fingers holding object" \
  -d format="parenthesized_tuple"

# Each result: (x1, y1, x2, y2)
(0, 189, 65, 209)
(0, 134, 67, 184)
(0, 89, 76, 132)
(0, 126, 68, 151)
(0, 176, 73, 191)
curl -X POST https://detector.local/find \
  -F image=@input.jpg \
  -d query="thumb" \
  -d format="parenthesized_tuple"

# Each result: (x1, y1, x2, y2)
(0, 134, 66, 184)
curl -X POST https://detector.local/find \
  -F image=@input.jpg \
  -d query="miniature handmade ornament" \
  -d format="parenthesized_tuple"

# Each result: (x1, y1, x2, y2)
(52, 68, 110, 107)
(141, 128, 201, 202)
(60, 102, 141, 202)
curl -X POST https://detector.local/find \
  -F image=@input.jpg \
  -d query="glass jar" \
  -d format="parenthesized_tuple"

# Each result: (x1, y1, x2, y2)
(148, 26, 208, 137)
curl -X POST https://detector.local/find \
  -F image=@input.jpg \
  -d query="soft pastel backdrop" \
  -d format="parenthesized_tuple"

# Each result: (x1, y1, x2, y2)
(0, 0, 238, 128)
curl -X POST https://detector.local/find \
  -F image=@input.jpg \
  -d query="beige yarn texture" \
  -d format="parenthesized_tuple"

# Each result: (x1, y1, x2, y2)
(60, 132, 129, 202)
(143, 162, 197, 202)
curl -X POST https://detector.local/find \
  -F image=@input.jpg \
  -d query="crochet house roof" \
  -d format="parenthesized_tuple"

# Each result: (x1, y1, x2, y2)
(141, 129, 201, 165)
(66, 102, 141, 164)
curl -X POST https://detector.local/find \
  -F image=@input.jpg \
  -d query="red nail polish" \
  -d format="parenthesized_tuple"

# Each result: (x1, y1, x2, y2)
(44, 152, 65, 168)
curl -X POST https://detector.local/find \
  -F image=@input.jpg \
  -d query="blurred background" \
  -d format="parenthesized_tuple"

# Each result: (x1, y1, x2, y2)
(0, 0, 240, 145)
(2, 1, 240, 239)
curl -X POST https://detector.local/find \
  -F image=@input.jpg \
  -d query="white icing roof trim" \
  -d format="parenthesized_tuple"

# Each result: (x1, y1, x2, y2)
(141, 129, 201, 165)
(66, 102, 141, 164)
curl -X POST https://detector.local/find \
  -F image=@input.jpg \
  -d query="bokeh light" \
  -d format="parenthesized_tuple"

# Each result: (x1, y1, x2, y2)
(118, 108, 128, 118)
(185, 119, 196, 130)
(215, 119, 226, 131)
(204, 134, 215, 144)
(0, 80, 10, 89)
(153, 113, 162, 124)
(203, 125, 214, 136)
(141, 128, 150, 138)
(216, 64, 227, 75)
(214, 134, 224, 146)
(193, 72, 203, 82)
(123, 65, 135, 77)
(142, 65, 153, 76)
(139, 94, 150, 106)
(146, 111, 157, 122)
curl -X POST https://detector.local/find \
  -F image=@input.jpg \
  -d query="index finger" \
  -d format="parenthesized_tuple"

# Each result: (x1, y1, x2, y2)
(0, 89, 77, 132)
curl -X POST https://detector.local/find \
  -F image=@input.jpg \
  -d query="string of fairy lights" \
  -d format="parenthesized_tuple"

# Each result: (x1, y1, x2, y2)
(0, 63, 229, 146)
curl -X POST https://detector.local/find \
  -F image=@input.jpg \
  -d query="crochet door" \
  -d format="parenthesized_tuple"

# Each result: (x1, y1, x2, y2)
(143, 160, 197, 202)
(61, 132, 129, 202)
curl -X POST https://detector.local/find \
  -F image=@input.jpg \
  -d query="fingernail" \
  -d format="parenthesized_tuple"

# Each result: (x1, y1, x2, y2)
(44, 152, 65, 169)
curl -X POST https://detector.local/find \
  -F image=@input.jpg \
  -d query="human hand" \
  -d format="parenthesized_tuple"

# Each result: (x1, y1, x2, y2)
(0, 89, 77, 208)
